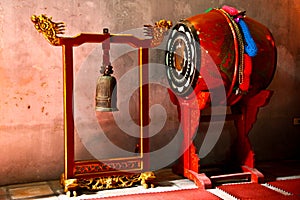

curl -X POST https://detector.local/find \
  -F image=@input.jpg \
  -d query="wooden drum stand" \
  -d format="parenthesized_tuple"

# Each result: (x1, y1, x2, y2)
(169, 89, 273, 189)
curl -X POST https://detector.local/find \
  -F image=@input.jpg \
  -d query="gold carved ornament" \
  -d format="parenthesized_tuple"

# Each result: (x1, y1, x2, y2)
(31, 14, 172, 48)
(80, 172, 155, 190)
(31, 14, 65, 45)
(61, 172, 155, 197)
(144, 19, 173, 47)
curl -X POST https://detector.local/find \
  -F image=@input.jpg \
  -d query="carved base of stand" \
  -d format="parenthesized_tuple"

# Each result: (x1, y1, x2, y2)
(172, 165, 212, 189)
(209, 165, 264, 186)
(60, 174, 80, 197)
(60, 172, 155, 197)
(173, 164, 263, 189)
(242, 165, 264, 183)
(175, 166, 263, 189)
(184, 169, 212, 189)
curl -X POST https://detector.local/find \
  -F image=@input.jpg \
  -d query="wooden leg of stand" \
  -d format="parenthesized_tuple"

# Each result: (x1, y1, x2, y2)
(232, 90, 273, 183)
(180, 126, 212, 189)
(172, 93, 211, 189)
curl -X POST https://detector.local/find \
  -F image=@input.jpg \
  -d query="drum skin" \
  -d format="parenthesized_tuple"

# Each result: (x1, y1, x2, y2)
(166, 9, 276, 106)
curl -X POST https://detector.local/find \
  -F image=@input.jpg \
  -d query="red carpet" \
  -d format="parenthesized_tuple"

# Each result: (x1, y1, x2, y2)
(268, 178, 300, 195)
(85, 179, 300, 199)
(217, 182, 300, 200)
(89, 189, 221, 200)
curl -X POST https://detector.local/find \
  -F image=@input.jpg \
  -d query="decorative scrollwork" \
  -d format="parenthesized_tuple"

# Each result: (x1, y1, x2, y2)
(144, 19, 173, 47)
(79, 172, 155, 190)
(61, 172, 155, 195)
(74, 160, 142, 175)
(31, 14, 65, 45)
(60, 174, 79, 197)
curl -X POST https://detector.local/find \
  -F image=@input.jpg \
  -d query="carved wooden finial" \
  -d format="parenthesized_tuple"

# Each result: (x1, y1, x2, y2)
(31, 14, 65, 45)
(144, 19, 173, 47)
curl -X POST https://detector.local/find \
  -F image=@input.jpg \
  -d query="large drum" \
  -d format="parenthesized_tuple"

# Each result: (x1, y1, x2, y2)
(165, 8, 276, 105)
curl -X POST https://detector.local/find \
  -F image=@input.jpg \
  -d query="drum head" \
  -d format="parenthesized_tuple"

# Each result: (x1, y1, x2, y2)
(165, 21, 200, 97)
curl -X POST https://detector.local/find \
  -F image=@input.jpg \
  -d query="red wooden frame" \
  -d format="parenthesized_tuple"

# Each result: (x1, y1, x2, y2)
(60, 31, 152, 181)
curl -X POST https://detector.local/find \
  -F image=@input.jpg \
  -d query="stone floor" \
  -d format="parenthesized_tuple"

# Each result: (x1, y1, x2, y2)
(1, 160, 300, 199)
(1, 168, 203, 200)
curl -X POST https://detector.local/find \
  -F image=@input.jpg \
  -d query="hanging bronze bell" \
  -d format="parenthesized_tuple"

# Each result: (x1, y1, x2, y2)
(95, 64, 118, 112)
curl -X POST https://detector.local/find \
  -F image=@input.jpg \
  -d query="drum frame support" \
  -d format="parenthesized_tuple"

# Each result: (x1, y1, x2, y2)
(170, 90, 273, 189)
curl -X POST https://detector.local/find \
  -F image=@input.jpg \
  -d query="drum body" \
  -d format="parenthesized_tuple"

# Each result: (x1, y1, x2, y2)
(166, 9, 276, 105)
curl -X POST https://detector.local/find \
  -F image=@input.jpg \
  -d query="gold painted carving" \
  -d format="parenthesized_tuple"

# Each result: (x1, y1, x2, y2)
(61, 172, 155, 196)
(144, 19, 173, 47)
(80, 172, 155, 190)
(31, 14, 65, 45)
(60, 174, 79, 197)
(74, 160, 141, 175)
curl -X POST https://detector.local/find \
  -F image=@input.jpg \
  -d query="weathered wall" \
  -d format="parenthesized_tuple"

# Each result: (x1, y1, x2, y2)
(0, 0, 299, 185)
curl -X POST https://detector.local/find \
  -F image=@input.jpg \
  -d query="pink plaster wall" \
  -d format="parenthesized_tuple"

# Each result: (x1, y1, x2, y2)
(0, 0, 299, 186)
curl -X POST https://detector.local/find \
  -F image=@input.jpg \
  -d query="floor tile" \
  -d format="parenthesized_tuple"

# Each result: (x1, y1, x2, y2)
(9, 184, 54, 199)
(171, 179, 198, 189)
(34, 196, 60, 200)
(8, 182, 48, 189)
(0, 188, 6, 196)
(0, 196, 10, 200)
(0, 187, 9, 200)
(48, 180, 64, 195)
